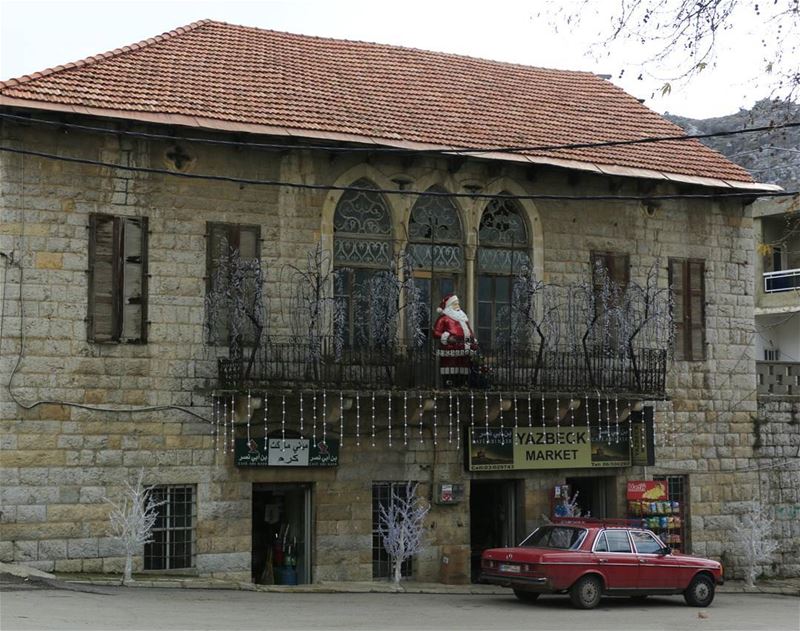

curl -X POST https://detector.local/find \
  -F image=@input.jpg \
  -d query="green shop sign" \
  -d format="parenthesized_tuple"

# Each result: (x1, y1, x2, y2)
(235, 438, 339, 467)
(467, 427, 631, 471)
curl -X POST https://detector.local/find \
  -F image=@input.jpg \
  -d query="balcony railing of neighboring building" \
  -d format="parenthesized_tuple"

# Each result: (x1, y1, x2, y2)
(756, 361, 800, 396)
(763, 268, 800, 293)
(216, 336, 667, 397)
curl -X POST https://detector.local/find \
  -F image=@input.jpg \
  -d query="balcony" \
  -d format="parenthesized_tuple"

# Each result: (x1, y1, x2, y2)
(216, 336, 667, 397)
(763, 268, 800, 293)
(757, 361, 800, 396)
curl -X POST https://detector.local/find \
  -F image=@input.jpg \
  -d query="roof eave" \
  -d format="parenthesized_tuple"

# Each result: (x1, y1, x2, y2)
(0, 96, 781, 193)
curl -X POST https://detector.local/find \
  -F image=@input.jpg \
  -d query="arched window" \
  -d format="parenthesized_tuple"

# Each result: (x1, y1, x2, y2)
(408, 186, 464, 342)
(477, 196, 530, 348)
(333, 179, 392, 347)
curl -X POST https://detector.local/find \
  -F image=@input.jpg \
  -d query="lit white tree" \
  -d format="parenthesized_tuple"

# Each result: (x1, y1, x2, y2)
(731, 499, 780, 587)
(105, 469, 165, 585)
(377, 482, 430, 584)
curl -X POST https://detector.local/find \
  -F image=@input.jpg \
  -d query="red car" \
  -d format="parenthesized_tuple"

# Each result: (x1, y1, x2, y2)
(480, 521, 723, 609)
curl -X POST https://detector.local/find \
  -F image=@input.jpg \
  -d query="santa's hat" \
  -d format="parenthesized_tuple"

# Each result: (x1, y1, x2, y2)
(437, 294, 459, 314)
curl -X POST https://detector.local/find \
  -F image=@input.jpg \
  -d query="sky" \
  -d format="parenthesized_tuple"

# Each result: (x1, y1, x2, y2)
(0, 0, 786, 119)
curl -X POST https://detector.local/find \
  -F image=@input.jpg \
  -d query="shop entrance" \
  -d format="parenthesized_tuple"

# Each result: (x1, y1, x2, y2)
(564, 476, 616, 518)
(469, 480, 519, 582)
(252, 484, 311, 585)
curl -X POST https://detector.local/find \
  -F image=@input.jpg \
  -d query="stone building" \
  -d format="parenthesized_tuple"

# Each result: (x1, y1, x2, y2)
(1, 20, 795, 584)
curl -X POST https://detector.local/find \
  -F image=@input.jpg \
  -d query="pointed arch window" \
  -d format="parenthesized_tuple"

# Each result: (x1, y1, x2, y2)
(476, 196, 530, 348)
(408, 186, 464, 342)
(333, 179, 393, 347)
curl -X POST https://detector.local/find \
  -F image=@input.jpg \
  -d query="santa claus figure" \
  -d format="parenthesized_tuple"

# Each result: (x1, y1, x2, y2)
(433, 294, 478, 383)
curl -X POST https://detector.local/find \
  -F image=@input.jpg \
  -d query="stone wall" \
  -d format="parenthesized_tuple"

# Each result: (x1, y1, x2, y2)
(2, 113, 793, 582)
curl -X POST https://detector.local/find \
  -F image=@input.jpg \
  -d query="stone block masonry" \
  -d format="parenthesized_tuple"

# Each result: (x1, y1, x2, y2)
(1, 114, 793, 582)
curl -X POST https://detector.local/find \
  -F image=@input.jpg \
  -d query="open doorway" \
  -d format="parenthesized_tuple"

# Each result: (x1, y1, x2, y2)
(252, 484, 311, 585)
(564, 476, 616, 518)
(469, 479, 519, 582)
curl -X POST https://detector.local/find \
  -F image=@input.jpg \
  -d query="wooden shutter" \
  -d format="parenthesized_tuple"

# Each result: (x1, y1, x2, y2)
(121, 217, 148, 342)
(88, 214, 120, 342)
(591, 251, 630, 294)
(89, 214, 148, 343)
(206, 223, 261, 344)
(669, 258, 705, 361)
(207, 223, 231, 344)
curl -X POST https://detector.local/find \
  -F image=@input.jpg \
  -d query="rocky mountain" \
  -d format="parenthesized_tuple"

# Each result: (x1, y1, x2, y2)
(665, 99, 800, 191)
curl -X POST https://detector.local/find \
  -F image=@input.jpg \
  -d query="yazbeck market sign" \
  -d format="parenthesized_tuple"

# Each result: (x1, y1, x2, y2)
(467, 428, 630, 471)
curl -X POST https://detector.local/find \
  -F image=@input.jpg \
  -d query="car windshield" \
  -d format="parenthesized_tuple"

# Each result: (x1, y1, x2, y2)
(519, 526, 587, 550)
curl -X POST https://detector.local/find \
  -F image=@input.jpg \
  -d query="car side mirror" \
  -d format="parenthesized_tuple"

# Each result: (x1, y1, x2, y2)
(659, 546, 671, 556)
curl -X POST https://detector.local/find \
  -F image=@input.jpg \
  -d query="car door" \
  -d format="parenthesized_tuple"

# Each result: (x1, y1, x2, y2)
(631, 530, 679, 589)
(592, 529, 639, 589)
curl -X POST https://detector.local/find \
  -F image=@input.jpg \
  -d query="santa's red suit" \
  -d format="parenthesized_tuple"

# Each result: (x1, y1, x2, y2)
(433, 294, 478, 376)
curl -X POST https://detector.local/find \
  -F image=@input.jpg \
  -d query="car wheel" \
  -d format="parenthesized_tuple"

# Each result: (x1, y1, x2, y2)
(684, 574, 715, 607)
(513, 590, 540, 603)
(569, 575, 603, 609)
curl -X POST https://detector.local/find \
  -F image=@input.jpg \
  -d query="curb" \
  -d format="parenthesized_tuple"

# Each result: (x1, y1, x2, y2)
(53, 576, 799, 597)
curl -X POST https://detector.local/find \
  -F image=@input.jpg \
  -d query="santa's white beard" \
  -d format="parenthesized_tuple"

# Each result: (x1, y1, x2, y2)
(442, 307, 471, 338)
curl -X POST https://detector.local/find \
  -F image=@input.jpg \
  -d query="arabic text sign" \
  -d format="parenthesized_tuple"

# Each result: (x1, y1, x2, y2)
(467, 428, 630, 471)
(235, 438, 339, 467)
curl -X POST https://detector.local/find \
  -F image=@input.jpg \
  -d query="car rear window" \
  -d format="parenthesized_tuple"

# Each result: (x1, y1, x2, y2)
(520, 526, 587, 550)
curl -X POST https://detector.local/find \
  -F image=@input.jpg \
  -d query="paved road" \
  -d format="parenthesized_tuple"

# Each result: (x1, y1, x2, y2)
(2, 583, 798, 631)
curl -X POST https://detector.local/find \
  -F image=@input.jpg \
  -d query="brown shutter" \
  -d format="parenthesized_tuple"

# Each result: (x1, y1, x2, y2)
(669, 258, 705, 361)
(238, 225, 261, 344)
(668, 259, 685, 360)
(88, 214, 120, 342)
(121, 217, 147, 342)
(687, 260, 706, 360)
(592, 251, 629, 308)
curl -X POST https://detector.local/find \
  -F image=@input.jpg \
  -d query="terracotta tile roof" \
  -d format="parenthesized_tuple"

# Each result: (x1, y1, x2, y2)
(0, 19, 756, 184)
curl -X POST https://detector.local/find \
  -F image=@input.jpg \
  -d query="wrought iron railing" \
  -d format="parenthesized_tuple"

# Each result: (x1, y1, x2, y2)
(216, 336, 667, 397)
(763, 268, 800, 293)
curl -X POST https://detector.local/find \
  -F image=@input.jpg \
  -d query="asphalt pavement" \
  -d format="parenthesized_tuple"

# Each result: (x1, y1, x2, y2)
(2, 581, 799, 631)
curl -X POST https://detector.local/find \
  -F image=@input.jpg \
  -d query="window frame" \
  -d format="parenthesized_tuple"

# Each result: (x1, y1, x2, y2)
(332, 180, 394, 349)
(205, 221, 262, 346)
(144, 484, 196, 571)
(87, 213, 148, 344)
(476, 196, 530, 349)
(408, 187, 465, 347)
(372, 481, 413, 579)
(668, 258, 706, 361)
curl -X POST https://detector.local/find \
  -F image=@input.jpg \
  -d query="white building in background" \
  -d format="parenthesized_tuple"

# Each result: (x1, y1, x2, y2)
(753, 194, 800, 395)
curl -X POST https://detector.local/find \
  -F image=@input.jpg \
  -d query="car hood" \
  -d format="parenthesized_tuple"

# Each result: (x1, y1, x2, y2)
(668, 552, 721, 567)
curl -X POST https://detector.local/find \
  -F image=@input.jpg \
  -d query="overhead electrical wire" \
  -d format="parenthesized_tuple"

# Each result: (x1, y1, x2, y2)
(0, 110, 798, 156)
(0, 145, 795, 201)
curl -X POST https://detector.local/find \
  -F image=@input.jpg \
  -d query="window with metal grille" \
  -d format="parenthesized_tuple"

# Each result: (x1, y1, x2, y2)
(669, 258, 706, 361)
(653, 475, 689, 553)
(88, 213, 148, 343)
(144, 485, 196, 570)
(372, 482, 412, 579)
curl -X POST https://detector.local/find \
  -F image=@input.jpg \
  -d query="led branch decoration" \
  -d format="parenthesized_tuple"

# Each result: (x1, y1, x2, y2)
(205, 237, 267, 383)
(377, 482, 430, 585)
(281, 241, 345, 363)
(104, 469, 166, 585)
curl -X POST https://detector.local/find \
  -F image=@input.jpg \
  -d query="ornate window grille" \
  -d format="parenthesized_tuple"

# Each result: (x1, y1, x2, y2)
(333, 179, 393, 347)
(408, 186, 464, 340)
(477, 196, 530, 348)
